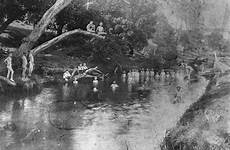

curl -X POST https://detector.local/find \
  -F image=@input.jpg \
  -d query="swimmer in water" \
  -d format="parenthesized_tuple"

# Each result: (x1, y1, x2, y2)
(165, 71, 170, 79)
(160, 69, 166, 80)
(111, 81, 119, 91)
(73, 77, 78, 85)
(146, 68, 150, 77)
(93, 87, 98, 92)
(93, 76, 99, 87)
(155, 72, 160, 80)
(122, 70, 126, 78)
(150, 69, 155, 77)
(140, 68, 145, 77)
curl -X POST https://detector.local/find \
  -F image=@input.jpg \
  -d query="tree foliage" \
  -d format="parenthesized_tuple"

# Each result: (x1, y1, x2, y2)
(0, 0, 55, 33)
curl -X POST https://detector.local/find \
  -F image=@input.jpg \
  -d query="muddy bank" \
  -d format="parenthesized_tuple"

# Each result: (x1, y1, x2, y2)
(161, 73, 230, 150)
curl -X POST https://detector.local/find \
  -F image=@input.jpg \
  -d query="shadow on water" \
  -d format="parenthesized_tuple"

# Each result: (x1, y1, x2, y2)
(0, 70, 209, 150)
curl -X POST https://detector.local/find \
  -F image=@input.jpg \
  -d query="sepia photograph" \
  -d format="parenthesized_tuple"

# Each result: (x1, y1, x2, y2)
(0, 0, 230, 149)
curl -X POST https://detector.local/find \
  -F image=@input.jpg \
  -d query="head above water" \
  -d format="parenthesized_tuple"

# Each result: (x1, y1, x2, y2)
(99, 22, 103, 26)
(176, 86, 182, 90)
(90, 21, 93, 24)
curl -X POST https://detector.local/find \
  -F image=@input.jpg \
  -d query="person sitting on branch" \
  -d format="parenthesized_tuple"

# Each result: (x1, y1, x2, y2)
(4, 52, 14, 82)
(96, 22, 107, 35)
(63, 70, 71, 82)
(86, 21, 96, 33)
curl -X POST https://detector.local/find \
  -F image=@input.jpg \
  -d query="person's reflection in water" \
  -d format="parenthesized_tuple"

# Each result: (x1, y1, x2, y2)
(62, 83, 70, 101)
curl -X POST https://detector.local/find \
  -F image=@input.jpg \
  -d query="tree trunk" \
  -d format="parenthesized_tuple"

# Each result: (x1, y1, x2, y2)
(0, 18, 15, 34)
(31, 29, 105, 56)
(15, 0, 73, 56)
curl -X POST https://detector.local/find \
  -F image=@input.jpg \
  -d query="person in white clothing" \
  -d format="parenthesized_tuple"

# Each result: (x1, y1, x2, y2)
(28, 51, 34, 77)
(4, 53, 14, 81)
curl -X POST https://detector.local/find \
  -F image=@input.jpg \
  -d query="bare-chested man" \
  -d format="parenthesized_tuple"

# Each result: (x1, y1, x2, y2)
(21, 52, 28, 80)
(96, 22, 107, 35)
(4, 53, 14, 81)
(28, 51, 34, 77)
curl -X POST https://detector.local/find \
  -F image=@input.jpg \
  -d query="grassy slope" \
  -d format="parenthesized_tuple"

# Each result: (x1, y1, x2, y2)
(162, 72, 230, 150)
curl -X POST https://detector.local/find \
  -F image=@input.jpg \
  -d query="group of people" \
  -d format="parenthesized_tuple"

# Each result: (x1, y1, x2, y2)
(3, 51, 34, 82)
(121, 68, 192, 104)
(63, 63, 89, 82)
(86, 21, 107, 35)
(92, 76, 119, 92)
(122, 68, 182, 83)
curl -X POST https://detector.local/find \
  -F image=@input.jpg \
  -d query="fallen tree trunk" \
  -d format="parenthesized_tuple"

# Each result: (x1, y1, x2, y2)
(0, 76, 16, 86)
(32, 29, 105, 55)
(15, 0, 73, 56)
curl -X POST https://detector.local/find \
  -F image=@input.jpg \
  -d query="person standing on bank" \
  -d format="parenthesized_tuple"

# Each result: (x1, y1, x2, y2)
(28, 51, 34, 77)
(21, 52, 28, 80)
(4, 52, 14, 81)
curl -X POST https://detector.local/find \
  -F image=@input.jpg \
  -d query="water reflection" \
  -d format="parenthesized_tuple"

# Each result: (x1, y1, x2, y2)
(0, 71, 208, 150)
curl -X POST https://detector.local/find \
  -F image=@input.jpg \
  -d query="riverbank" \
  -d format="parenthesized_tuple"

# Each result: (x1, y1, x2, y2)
(161, 72, 230, 150)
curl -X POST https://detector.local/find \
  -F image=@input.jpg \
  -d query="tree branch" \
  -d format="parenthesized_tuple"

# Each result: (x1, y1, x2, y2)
(16, 0, 73, 56)
(31, 29, 105, 56)
(0, 76, 16, 86)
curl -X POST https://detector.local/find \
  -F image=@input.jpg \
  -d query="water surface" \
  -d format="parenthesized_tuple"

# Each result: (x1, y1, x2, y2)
(0, 73, 208, 150)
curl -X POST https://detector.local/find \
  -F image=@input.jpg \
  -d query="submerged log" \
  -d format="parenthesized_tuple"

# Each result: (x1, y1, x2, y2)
(0, 76, 16, 86)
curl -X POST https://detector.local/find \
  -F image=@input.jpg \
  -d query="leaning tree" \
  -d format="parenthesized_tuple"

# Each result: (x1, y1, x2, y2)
(15, 0, 73, 56)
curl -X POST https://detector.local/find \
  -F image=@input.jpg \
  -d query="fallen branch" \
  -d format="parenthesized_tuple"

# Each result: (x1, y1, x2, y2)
(0, 76, 16, 86)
